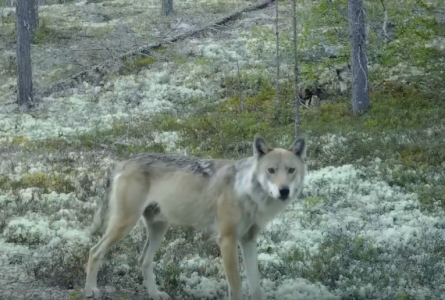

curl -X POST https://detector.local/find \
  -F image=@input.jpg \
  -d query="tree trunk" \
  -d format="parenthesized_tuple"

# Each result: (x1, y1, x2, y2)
(274, 0, 280, 120)
(16, 0, 35, 109)
(348, 0, 370, 114)
(29, 0, 39, 34)
(291, 0, 301, 138)
(161, 0, 174, 16)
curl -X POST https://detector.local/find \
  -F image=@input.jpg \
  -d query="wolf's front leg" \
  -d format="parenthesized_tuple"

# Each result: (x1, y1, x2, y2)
(219, 230, 243, 300)
(240, 225, 263, 300)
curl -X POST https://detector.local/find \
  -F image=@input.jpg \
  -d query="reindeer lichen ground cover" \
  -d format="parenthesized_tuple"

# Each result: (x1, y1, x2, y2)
(1, 0, 445, 299)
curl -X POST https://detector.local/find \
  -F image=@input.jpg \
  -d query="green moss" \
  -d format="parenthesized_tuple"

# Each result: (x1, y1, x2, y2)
(0, 14, 14, 25)
(69, 291, 79, 300)
(303, 197, 323, 209)
(36, 137, 73, 151)
(86, 25, 113, 37)
(122, 55, 157, 74)
(203, 0, 236, 14)
(0, 23, 16, 41)
(282, 231, 445, 300)
(46, 68, 76, 83)
(14, 120, 167, 157)
(33, 18, 68, 45)
(151, 114, 182, 132)
(172, 56, 188, 65)
(0, 173, 75, 194)
(396, 292, 411, 300)
(284, 233, 379, 287)
(400, 146, 429, 168)
(163, 262, 181, 290)
(9, 136, 29, 146)
(0, 175, 10, 191)
(417, 185, 445, 211)
(24, 173, 75, 193)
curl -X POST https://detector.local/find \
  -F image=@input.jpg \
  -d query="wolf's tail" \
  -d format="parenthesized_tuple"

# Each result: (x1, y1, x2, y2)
(88, 171, 113, 236)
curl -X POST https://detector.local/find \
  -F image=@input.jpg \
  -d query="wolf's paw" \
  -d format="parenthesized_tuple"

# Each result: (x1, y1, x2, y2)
(149, 291, 171, 300)
(85, 286, 101, 299)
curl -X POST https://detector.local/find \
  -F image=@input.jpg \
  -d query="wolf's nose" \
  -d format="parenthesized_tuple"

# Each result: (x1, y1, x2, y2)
(279, 187, 290, 200)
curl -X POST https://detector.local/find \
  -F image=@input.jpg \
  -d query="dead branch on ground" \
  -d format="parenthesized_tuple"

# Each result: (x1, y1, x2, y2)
(38, 0, 277, 98)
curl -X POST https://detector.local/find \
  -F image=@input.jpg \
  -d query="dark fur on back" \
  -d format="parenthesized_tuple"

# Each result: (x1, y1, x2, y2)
(132, 153, 219, 178)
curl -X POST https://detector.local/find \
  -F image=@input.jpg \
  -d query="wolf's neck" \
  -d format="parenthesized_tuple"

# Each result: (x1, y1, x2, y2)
(233, 157, 256, 197)
(233, 158, 272, 206)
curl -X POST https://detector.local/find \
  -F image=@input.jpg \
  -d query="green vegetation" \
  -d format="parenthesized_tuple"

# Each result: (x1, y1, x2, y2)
(0, 173, 75, 194)
(0, 14, 14, 25)
(0, 14, 16, 43)
(153, 73, 444, 150)
(1, 0, 444, 298)
(201, 0, 237, 14)
(33, 18, 72, 44)
(278, 230, 445, 299)
(283, 234, 379, 286)
(121, 55, 158, 74)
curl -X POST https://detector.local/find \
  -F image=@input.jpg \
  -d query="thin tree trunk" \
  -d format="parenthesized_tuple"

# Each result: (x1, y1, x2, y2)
(291, 0, 301, 138)
(16, 0, 34, 109)
(161, 0, 174, 15)
(29, 0, 38, 34)
(380, 0, 388, 43)
(236, 59, 244, 113)
(274, 0, 280, 118)
(348, 0, 370, 114)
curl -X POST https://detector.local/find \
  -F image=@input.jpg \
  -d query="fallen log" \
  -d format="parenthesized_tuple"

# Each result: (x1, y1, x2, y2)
(38, 0, 276, 97)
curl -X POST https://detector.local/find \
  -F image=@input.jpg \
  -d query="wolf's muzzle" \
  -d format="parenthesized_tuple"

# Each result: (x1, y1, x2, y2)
(279, 187, 290, 200)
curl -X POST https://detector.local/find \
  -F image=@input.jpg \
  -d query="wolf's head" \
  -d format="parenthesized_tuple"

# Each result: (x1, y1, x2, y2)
(252, 134, 307, 201)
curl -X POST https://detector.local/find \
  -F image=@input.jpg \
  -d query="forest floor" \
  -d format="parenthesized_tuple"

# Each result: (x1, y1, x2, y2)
(1, 0, 445, 299)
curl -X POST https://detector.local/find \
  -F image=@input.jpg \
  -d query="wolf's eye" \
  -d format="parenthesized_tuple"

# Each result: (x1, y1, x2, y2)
(268, 168, 275, 174)
(288, 168, 296, 174)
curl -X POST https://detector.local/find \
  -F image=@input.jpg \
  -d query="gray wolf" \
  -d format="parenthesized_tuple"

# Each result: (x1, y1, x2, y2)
(84, 134, 308, 300)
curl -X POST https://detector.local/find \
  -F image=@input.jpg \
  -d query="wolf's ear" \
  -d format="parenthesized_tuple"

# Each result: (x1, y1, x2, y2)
(288, 137, 306, 160)
(253, 134, 272, 158)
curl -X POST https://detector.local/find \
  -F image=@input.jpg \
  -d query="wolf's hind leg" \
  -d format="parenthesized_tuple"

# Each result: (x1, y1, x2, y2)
(140, 219, 170, 300)
(84, 173, 148, 298)
(84, 211, 141, 298)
